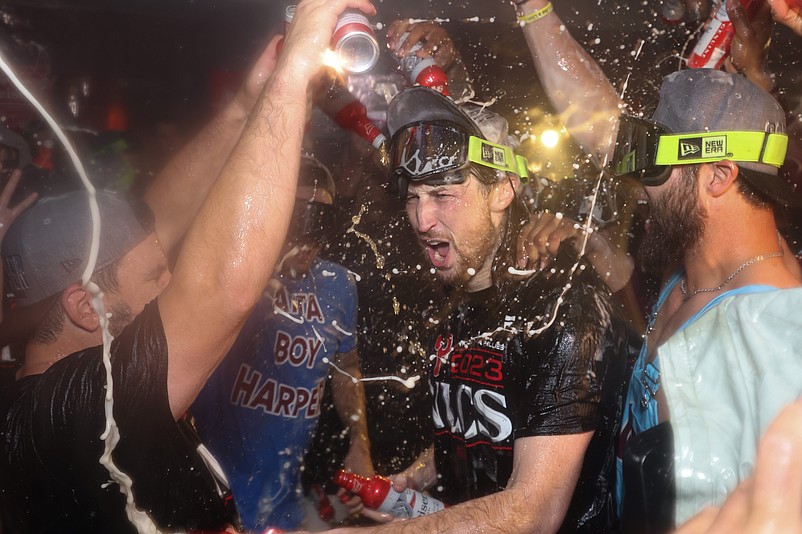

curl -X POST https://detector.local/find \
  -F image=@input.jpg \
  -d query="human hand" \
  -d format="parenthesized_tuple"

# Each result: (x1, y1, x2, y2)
(230, 36, 282, 117)
(358, 473, 412, 524)
(0, 169, 37, 242)
(280, 0, 377, 84)
(676, 400, 802, 534)
(515, 211, 586, 270)
(768, 0, 802, 35)
(386, 20, 458, 71)
(726, 0, 774, 91)
(337, 441, 375, 515)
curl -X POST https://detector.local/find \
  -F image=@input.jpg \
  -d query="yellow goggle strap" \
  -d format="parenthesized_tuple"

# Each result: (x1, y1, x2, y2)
(515, 155, 530, 181)
(467, 136, 520, 175)
(655, 131, 788, 167)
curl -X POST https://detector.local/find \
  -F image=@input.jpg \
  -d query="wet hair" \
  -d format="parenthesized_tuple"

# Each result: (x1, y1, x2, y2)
(492, 174, 530, 295)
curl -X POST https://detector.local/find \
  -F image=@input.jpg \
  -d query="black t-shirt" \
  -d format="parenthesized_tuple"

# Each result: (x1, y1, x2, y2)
(429, 251, 627, 532)
(0, 301, 236, 533)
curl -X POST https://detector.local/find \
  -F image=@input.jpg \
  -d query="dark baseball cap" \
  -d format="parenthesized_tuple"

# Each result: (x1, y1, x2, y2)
(652, 69, 800, 207)
(1, 191, 150, 345)
(387, 86, 484, 140)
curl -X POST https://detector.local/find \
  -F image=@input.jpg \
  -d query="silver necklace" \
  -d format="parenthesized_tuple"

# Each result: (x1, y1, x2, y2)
(680, 232, 784, 301)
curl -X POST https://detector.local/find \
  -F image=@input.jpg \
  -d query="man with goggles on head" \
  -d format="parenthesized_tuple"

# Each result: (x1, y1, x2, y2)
(347, 86, 627, 534)
(609, 71, 802, 533)
(509, 3, 802, 529)
(192, 155, 374, 533)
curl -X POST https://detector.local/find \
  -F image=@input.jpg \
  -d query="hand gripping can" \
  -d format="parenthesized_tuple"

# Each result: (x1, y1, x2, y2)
(332, 10, 380, 73)
(280, 6, 379, 73)
(334, 470, 446, 518)
(686, 0, 755, 69)
(395, 32, 450, 96)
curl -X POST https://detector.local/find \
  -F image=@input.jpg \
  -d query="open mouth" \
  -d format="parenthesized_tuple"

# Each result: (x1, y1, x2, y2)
(424, 239, 451, 269)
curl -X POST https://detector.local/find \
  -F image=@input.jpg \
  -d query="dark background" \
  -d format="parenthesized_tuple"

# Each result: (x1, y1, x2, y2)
(0, 0, 800, 181)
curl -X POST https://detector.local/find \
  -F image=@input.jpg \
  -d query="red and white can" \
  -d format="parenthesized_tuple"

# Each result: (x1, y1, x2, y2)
(396, 33, 450, 96)
(332, 11, 380, 73)
(686, 0, 754, 69)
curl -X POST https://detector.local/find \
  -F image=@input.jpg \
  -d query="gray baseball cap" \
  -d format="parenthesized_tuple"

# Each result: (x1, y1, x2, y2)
(1, 191, 149, 343)
(652, 69, 799, 206)
(387, 86, 514, 146)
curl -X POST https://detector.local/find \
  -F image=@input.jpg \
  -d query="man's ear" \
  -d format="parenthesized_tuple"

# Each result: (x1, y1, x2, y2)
(62, 283, 100, 333)
(490, 173, 520, 212)
(706, 160, 739, 199)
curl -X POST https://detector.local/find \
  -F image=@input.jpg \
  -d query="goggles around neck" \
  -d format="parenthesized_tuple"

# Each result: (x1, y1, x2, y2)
(389, 121, 528, 193)
(609, 115, 789, 186)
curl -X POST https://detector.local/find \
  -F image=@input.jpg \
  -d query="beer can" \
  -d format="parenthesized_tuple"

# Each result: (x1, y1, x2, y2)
(332, 11, 380, 73)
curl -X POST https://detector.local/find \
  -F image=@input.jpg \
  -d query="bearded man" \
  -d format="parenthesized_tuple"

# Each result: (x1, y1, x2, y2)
(330, 87, 628, 534)
(512, 3, 802, 527)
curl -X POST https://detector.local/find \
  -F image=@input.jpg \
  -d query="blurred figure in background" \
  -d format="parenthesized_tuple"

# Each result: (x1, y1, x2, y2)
(192, 155, 374, 533)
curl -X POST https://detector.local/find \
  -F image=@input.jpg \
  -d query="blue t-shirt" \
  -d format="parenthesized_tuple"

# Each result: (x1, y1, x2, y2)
(192, 258, 358, 531)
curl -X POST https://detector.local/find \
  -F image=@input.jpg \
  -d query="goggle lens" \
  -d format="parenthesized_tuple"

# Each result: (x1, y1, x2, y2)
(611, 115, 673, 186)
(390, 122, 470, 181)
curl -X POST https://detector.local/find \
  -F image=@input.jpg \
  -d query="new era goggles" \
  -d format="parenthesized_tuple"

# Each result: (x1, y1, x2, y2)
(610, 115, 789, 186)
(389, 121, 528, 191)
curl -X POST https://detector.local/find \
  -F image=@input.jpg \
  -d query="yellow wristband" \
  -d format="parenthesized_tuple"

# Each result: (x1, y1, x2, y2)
(517, 2, 554, 24)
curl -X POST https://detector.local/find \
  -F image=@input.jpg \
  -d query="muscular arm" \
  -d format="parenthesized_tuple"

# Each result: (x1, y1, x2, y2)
(157, 0, 377, 419)
(332, 348, 373, 477)
(336, 432, 593, 534)
(515, 0, 622, 163)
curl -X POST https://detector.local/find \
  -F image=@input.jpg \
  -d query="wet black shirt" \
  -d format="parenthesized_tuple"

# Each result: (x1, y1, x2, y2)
(0, 301, 236, 533)
(429, 252, 627, 532)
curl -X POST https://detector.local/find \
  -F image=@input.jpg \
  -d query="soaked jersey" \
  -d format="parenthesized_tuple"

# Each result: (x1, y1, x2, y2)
(0, 301, 236, 533)
(192, 258, 358, 531)
(429, 252, 627, 532)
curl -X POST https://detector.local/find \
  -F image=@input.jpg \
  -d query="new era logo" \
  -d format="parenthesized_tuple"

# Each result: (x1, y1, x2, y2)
(678, 136, 728, 160)
(481, 143, 507, 167)
(679, 138, 702, 159)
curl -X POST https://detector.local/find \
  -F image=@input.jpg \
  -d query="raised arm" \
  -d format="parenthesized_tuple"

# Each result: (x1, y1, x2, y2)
(514, 0, 622, 163)
(157, 0, 377, 419)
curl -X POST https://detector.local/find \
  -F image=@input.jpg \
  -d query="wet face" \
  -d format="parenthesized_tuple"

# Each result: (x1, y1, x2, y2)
(639, 164, 706, 276)
(104, 233, 171, 336)
(404, 171, 501, 291)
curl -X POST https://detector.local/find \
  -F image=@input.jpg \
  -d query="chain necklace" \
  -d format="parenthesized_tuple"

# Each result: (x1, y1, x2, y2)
(680, 232, 784, 301)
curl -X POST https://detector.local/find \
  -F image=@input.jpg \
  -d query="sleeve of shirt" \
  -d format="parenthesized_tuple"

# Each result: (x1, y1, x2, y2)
(507, 282, 612, 439)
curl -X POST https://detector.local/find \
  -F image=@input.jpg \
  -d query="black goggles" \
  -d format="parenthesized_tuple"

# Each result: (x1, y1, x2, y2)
(610, 115, 789, 186)
(389, 121, 528, 195)
(287, 201, 336, 244)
